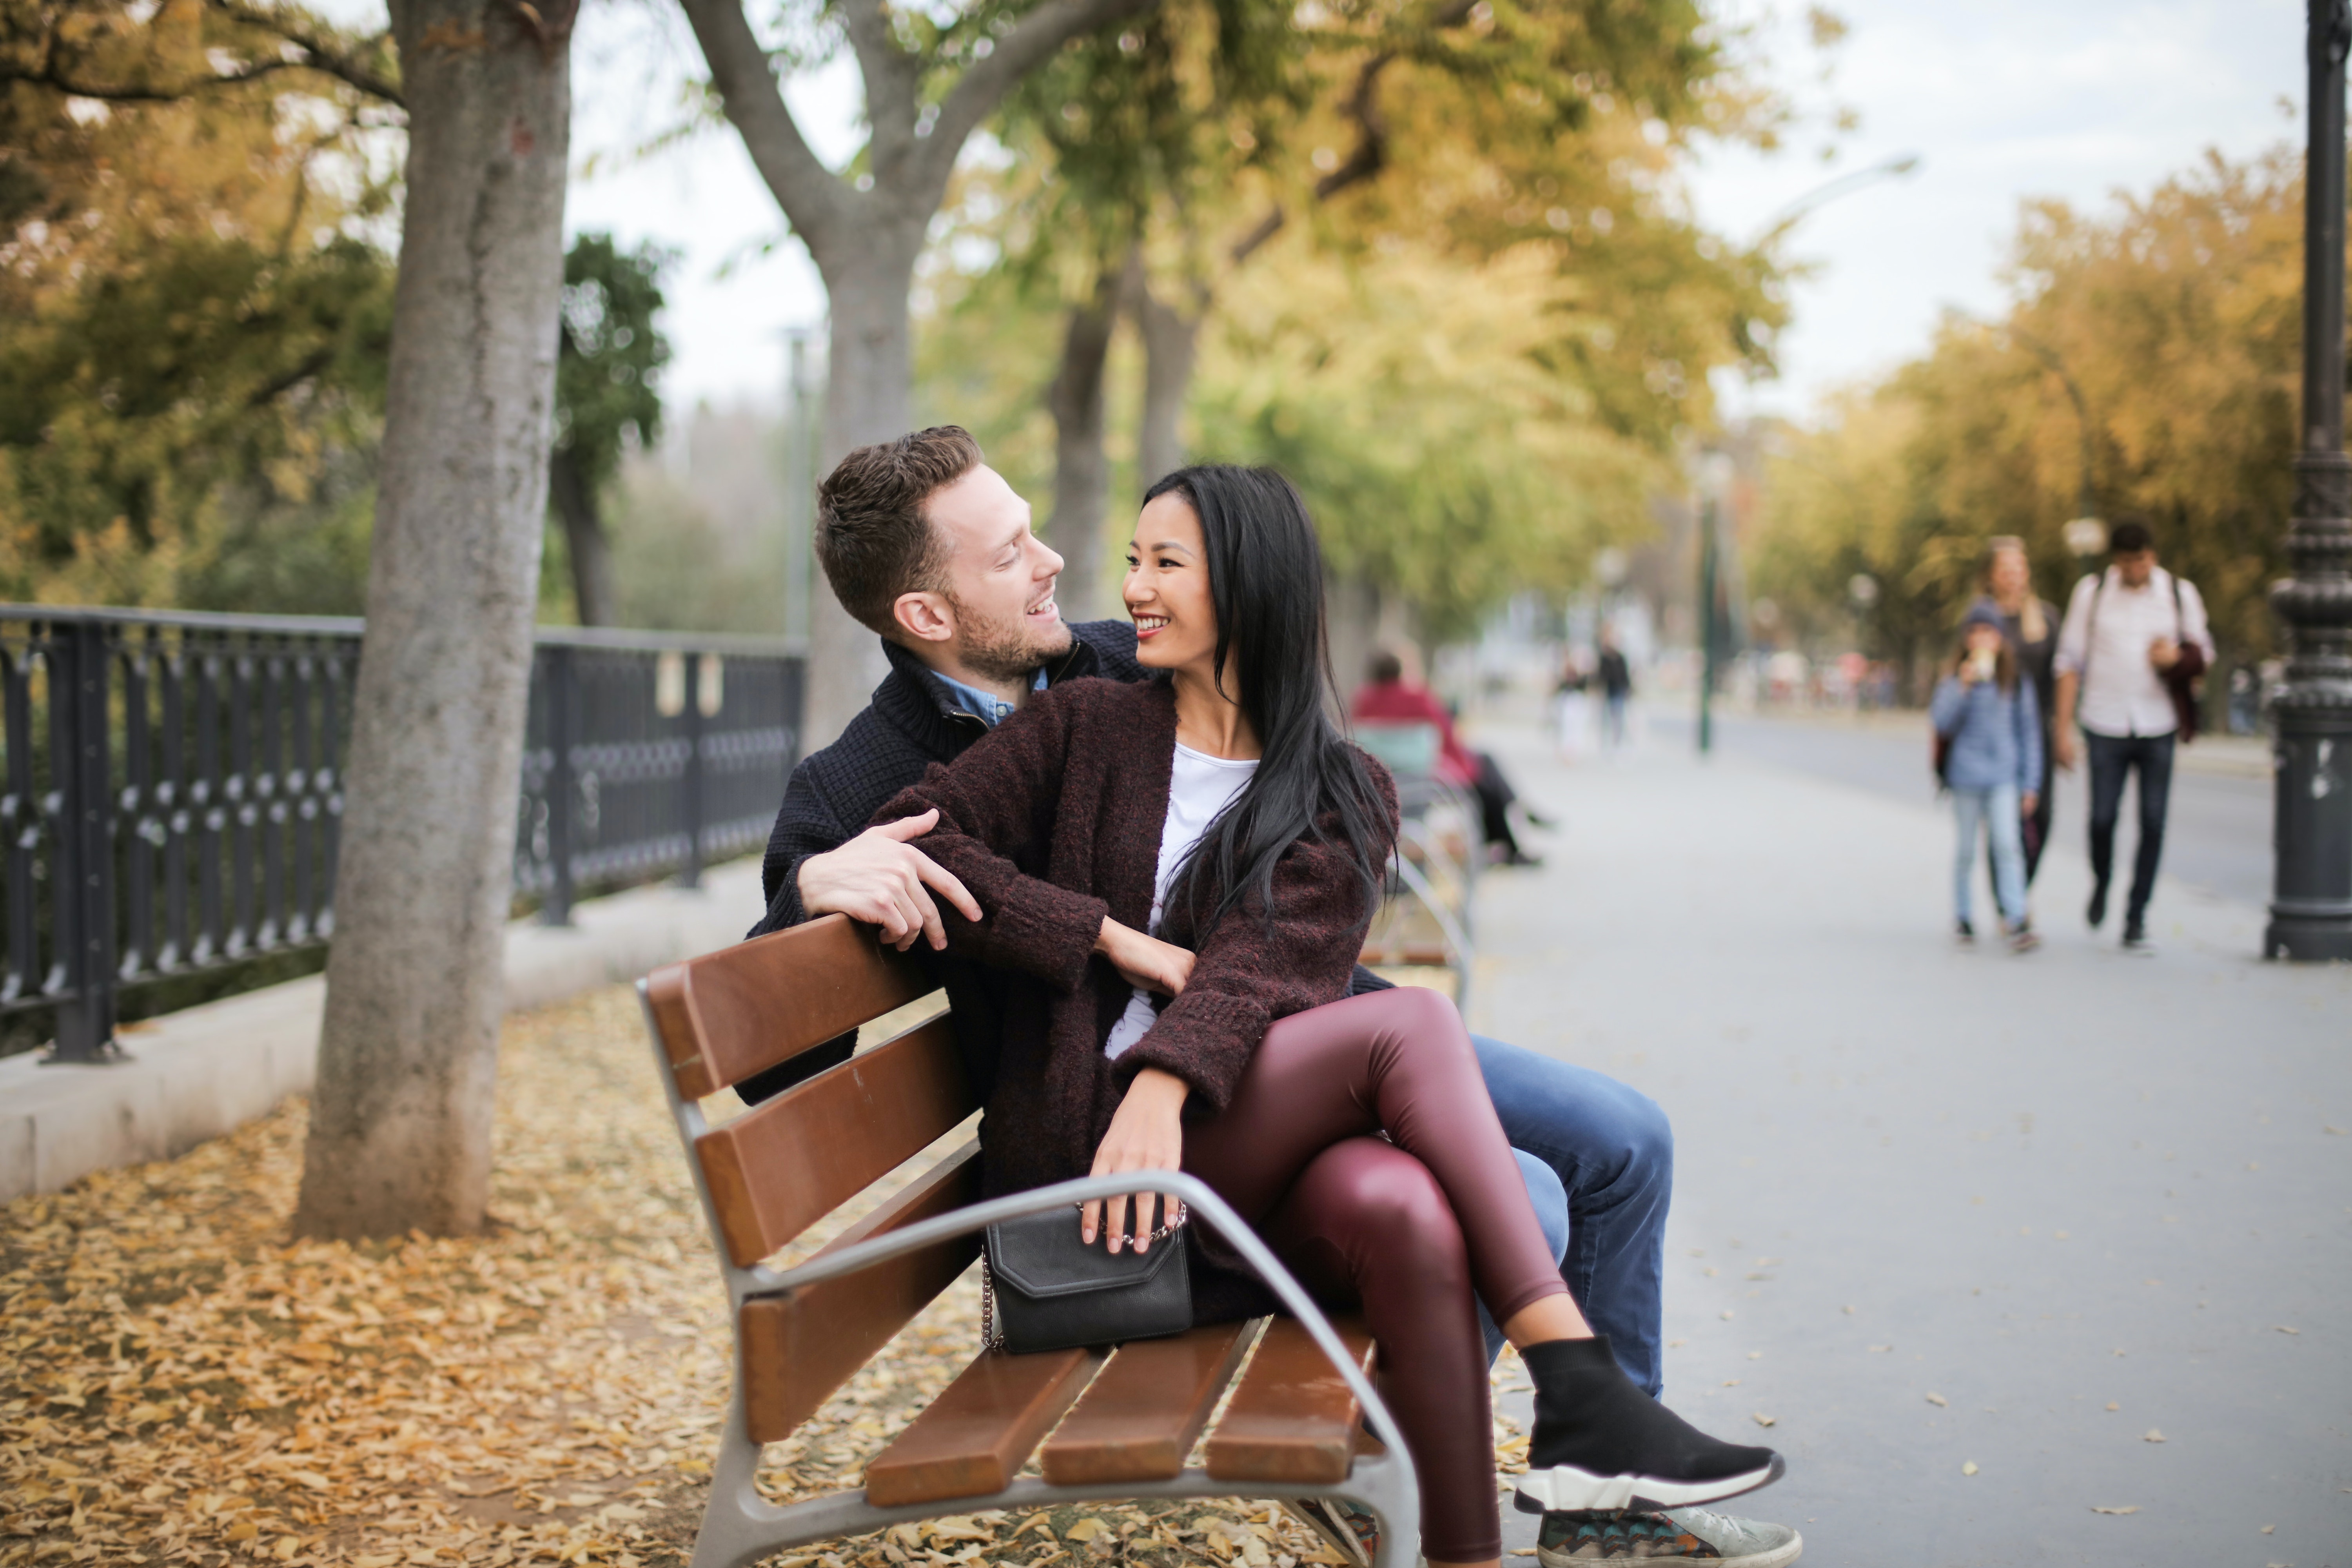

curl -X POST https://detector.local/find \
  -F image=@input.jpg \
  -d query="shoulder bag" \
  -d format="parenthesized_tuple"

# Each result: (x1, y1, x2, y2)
(982, 1201, 1193, 1355)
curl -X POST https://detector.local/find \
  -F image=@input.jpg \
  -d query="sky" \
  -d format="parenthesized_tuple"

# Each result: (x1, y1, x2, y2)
(323, 0, 2313, 424)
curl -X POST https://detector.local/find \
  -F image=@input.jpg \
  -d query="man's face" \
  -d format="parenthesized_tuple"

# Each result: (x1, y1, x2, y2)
(2114, 548, 2156, 588)
(911, 464, 1071, 681)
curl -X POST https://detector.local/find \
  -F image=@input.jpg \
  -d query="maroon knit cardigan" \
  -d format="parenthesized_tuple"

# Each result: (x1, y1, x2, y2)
(873, 675, 1397, 1315)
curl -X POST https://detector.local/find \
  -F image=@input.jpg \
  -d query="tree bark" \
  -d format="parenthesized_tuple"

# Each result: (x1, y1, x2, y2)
(1133, 271, 1205, 494)
(292, 0, 571, 1240)
(548, 445, 616, 626)
(1044, 260, 1123, 621)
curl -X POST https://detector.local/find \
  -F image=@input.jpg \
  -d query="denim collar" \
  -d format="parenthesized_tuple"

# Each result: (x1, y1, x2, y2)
(934, 666, 1049, 728)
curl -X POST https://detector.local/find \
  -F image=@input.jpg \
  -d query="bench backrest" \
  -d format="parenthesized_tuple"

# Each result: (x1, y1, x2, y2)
(1351, 720, 1442, 779)
(644, 914, 984, 1441)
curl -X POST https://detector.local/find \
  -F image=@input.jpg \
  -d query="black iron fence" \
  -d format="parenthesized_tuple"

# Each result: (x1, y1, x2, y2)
(0, 607, 801, 1063)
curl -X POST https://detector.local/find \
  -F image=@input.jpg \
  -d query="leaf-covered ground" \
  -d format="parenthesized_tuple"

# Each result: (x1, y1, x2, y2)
(2, 985, 1522, 1567)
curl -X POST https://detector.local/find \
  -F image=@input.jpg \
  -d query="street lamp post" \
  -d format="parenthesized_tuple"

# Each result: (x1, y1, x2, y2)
(2267, 0, 2352, 961)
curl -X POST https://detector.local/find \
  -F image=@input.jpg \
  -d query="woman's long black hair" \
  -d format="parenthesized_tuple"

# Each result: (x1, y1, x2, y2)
(1143, 464, 1394, 933)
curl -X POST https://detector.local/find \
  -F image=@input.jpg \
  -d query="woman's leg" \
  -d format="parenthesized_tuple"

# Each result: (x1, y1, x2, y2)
(1183, 986, 1570, 1330)
(1264, 1138, 1500, 1566)
(1186, 986, 1783, 1516)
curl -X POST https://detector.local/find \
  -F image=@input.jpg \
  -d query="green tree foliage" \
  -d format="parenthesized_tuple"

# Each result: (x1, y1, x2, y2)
(1754, 147, 2306, 688)
(550, 234, 671, 625)
(0, 0, 397, 609)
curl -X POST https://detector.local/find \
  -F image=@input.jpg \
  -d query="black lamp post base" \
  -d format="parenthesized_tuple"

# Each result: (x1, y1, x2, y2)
(2264, 911, 2352, 960)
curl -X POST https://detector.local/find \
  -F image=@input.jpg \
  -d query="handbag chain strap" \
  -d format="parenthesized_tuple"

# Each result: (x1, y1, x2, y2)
(981, 1201, 1190, 1353)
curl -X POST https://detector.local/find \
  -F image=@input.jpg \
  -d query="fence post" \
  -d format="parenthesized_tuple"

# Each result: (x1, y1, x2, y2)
(540, 644, 576, 926)
(678, 652, 705, 889)
(51, 617, 120, 1062)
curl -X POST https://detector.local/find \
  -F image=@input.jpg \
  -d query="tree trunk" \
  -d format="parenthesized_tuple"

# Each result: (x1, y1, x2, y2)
(1044, 261, 1123, 622)
(800, 221, 925, 746)
(549, 445, 616, 626)
(1133, 273, 1204, 495)
(292, 0, 571, 1241)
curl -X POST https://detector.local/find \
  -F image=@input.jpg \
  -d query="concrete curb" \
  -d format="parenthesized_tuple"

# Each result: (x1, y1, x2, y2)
(0, 858, 765, 1203)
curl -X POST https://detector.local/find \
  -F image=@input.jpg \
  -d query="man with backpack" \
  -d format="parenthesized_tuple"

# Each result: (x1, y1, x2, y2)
(2051, 517, 2215, 951)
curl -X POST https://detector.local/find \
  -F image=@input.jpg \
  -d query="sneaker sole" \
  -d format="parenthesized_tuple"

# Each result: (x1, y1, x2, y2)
(1537, 1526, 1803, 1568)
(1514, 1454, 1785, 1514)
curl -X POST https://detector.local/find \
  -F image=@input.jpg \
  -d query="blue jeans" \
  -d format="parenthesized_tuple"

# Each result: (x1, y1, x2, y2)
(1474, 1035, 1673, 1396)
(1952, 782, 2026, 926)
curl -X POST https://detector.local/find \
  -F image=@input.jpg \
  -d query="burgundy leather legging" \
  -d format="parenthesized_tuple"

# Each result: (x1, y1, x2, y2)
(1181, 987, 1570, 1561)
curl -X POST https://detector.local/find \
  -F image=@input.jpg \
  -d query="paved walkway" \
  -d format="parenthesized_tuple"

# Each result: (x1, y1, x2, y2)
(1466, 718, 2350, 1564)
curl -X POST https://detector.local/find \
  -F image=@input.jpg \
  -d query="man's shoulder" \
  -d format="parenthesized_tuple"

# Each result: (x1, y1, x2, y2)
(796, 701, 941, 808)
(1068, 618, 1146, 683)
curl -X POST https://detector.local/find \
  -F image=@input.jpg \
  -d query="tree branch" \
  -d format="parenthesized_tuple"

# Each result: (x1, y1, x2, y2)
(838, 0, 920, 182)
(916, 0, 1162, 198)
(672, 0, 850, 250)
(207, 0, 404, 106)
(0, 53, 303, 102)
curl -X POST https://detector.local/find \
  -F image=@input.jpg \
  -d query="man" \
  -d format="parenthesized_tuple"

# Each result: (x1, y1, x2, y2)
(2053, 517, 2214, 951)
(1595, 632, 1633, 750)
(753, 429, 1797, 1563)
(1352, 645, 1543, 866)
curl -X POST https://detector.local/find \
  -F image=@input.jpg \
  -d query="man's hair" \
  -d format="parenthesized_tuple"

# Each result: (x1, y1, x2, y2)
(1368, 649, 1404, 684)
(2106, 517, 2155, 555)
(815, 426, 983, 634)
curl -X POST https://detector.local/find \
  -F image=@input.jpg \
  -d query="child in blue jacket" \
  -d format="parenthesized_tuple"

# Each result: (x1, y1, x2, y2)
(1931, 603, 2043, 951)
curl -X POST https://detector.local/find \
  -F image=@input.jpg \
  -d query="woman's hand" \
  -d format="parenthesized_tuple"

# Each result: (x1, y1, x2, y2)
(1095, 918, 1195, 998)
(1083, 1067, 1189, 1254)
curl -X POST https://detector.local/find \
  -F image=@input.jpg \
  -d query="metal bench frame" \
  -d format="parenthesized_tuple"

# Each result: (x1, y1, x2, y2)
(640, 983, 1424, 1568)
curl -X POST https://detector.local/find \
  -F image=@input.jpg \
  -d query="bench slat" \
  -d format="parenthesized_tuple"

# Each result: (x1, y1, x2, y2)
(739, 1141, 983, 1445)
(698, 1014, 976, 1267)
(1038, 1321, 1259, 1486)
(864, 1346, 1104, 1508)
(647, 914, 927, 1099)
(1203, 1316, 1376, 1485)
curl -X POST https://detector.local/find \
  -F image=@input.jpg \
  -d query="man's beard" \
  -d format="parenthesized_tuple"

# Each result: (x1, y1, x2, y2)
(951, 592, 1073, 683)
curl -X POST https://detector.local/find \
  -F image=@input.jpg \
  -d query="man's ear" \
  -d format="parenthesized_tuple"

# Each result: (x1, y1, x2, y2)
(892, 590, 956, 647)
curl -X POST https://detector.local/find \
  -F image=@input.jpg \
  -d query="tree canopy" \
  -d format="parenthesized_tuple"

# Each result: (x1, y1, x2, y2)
(1752, 145, 2307, 687)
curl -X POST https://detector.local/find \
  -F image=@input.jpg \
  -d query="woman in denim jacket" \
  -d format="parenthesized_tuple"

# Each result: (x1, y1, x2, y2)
(1931, 602, 2044, 951)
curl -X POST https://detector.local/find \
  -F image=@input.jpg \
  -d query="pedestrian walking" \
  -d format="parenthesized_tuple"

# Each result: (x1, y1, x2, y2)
(1931, 605, 2043, 952)
(1980, 537, 2060, 881)
(1595, 631, 1633, 749)
(2052, 517, 2214, 951)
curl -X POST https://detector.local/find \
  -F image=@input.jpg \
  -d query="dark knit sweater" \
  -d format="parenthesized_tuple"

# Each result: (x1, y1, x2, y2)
(875, 677, 1399, 1321)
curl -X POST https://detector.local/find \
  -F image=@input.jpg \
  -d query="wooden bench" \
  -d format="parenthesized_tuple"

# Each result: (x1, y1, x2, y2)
(640, 913, 1421, 1568)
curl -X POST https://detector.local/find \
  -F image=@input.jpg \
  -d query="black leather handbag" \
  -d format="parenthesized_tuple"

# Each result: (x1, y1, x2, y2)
(981, 1201, 1192, 1355)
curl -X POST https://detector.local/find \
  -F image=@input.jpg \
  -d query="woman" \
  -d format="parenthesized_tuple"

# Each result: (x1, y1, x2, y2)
(877, 466, 1777, 1568)
(1932, 604, 2043, 952)
(1984, 537, 2060, 882)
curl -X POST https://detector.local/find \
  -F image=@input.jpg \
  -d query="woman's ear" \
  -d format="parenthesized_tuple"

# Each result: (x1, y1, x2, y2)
(892, 590, 957, 646)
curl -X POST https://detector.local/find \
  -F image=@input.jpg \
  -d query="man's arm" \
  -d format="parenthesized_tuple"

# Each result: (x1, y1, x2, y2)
(2050, 575, 2093, 771)
(750, 755, 979, 949)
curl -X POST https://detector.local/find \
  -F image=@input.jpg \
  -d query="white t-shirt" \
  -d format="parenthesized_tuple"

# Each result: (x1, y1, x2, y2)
(2053, 566, 2215, 738)
(1102, 743, 1259, 1060)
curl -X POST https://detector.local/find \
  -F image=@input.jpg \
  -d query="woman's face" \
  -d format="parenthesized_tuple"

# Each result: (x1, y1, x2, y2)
(1988, 547, 2031, 603)
(1125, 492, 1221, 676)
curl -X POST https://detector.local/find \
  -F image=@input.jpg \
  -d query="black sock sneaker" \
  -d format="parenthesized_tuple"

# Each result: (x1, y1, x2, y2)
(2087, 880, 2109, 929)
(1516, 1336, 1785, 1514)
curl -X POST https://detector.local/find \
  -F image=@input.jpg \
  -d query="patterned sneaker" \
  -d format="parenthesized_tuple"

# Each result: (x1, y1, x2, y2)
(2005, 920, 2040, 953)
(1279, 1497, 1376, 1568)
(1537, 1506, 1802, 1566)
(1955, 918, 1975, 945)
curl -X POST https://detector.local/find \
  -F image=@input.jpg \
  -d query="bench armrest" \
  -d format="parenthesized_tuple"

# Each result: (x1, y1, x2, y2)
(747, 1171, 1415, 1474)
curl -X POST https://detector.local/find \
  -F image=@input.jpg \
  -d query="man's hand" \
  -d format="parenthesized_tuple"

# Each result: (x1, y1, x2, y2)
(2053, 731, 2078, 771)
(2022, 790, 2040, 817)
(2149, 636, 2181, 671)
(795, 811, 982, 952)
(1083, 1067, 1189, 1254)
(1096, 918, 1194, 998)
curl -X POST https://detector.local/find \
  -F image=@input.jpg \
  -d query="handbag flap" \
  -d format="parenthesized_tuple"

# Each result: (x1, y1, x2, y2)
(987, 1209, 1182, 1298)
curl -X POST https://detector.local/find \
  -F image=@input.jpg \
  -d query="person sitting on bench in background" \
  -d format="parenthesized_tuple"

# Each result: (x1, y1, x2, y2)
(1352, 644, 1546, 867)
(744, 428, 1802, 1566)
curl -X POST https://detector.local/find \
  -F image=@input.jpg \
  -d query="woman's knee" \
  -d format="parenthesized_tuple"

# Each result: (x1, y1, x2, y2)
(1296, 1142, 1471, 1279)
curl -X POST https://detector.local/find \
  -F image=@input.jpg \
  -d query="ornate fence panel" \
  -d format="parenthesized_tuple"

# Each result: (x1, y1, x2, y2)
(0, 608, 802, 1063)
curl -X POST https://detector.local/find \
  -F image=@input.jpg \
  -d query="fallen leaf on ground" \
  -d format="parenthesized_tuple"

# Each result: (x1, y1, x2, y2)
(1925, 1393, 1949, 1407)
(1063, 1519, 1112, 1543)
(2106, 1402, 2120, 1411)
(2261, 1524, 2275, 1534)
(2143, 1429, 2166, 1443)
(2090, 1506, 2139, 1515)
(2275, 1325, 2299, 1335)
(1961, 1462, 1978, 1476)
(1751, 1414, 1776, 1428)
